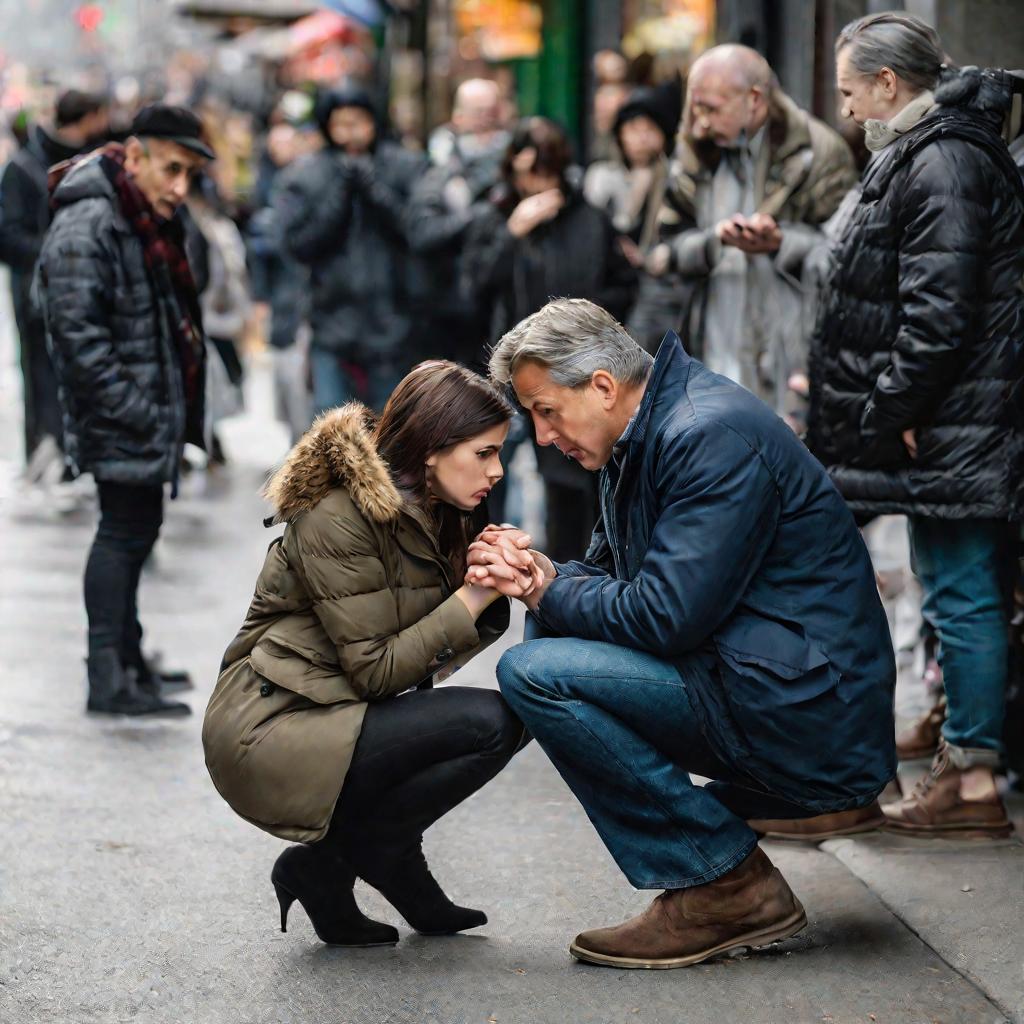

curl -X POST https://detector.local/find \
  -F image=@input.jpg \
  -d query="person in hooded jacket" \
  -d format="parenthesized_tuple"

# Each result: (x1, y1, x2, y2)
(274, 82, 425, 414)
(0, 90, 108, 475)
(808, 14, 1024, 839)
(203, 361, 532, 947)
(462, 117, 637, 563)
(35, 104, 213, 717)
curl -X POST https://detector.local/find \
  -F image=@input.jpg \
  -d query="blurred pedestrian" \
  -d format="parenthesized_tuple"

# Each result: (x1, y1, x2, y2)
(407, 79, 511, 369)
(36, 103, 214, 717)
(275, 82, 424, 413)
(643, 45, 856, 416)
(0, 89, 108, 481)
(584, 82, 680, 259)
(463, 117, 637, 562)
(203, 363, 531, 946)
(248, 123, 313, 444)
(808, 15, 1024, 838)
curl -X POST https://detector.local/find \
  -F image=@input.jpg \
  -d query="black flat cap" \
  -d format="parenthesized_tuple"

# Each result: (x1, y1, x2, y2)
(129, 104, 215, 160)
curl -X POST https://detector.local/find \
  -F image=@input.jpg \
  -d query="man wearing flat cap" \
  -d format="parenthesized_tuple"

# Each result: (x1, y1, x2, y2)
(36, 104, 214, 716)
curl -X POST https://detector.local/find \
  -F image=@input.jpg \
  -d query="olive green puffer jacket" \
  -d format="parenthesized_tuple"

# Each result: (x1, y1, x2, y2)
(202, 404, 508, 841)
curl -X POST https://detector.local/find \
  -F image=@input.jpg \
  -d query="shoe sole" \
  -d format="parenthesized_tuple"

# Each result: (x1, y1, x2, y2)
(757, 815, 886, 842)
(882, 820, 1014, 840)
(568, 905, 808, 970)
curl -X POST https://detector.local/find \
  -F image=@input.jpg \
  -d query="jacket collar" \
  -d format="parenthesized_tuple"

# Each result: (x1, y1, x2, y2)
(264, 403, 403, 525)
(620, 332, 692, 455)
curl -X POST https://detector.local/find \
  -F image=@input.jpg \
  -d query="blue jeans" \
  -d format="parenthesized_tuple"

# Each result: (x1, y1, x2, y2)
(310, 348, 404, 415)
(909, 517, 1014, 767)
(497, 634, 817, 890)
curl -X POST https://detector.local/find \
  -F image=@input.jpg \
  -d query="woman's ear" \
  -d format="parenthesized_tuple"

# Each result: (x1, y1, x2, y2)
(425, 454, 438, 468)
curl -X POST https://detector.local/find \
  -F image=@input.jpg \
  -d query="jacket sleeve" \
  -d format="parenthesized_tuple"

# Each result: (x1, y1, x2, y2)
(293, 507, 482, 701)
(275, 157, 353, 264)
(0, 161, 44, 272)
(862, 140, 991, 437)
(405, 167, 475, 253)
(461, 205, 515, 298)
(535, 423, 780, 654)
(39, 211, 156, 432)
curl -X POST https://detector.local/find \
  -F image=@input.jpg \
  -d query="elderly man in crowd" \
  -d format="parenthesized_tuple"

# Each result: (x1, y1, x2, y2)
(641, 44, 856, 419)
(467, 299, 895, 969)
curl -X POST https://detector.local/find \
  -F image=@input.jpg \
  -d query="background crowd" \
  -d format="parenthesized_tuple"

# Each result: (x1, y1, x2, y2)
(1, 5, 1023, 794)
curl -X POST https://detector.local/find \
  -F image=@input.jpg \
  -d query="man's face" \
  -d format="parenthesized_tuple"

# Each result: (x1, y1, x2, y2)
(452, 91, 501, 138)
(687, 72, 761, 148)
(80, 106, 109, 145)
(328, 106, 376, 154)
(124, 137, 206, 219)
(511, 361, 622, 471)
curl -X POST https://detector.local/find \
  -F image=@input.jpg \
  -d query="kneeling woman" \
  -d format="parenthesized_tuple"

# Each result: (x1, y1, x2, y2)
(203, 362, 535, 946)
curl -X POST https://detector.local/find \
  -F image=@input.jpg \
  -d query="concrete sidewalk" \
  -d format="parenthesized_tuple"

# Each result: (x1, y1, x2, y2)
(0, 383, 1021, 1024)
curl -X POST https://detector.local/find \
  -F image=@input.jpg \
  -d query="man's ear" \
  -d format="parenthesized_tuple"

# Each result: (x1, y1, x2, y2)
(590, 369, 619, 408)
(878, 67, 898, 99)
(124, 136, 144, 170)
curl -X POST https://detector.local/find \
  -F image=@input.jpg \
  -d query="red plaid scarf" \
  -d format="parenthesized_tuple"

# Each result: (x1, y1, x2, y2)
(97, 143, 204, 409)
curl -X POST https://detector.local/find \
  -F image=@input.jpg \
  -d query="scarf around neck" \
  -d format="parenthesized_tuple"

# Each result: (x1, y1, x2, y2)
(863, 90, 937, 153)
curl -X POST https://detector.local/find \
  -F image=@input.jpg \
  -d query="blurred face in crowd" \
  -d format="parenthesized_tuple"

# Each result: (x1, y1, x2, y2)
(594, 83, 630, 134)
(124, 137, 206, 219)
(512, 361, 631, 472)
(425, 423, 509, 511)
(452, 80, 503, 138)
(835, 46, 905, 125)
(687, 67, 767, 148)
(71, 106, 110, 146)
(328, 105, 376, 155)
(266, 124, 299, 168)
(619, 115, 666, 167)
(511, 146, 560, 198)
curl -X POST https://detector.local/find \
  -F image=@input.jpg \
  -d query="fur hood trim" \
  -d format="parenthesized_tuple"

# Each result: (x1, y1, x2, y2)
(264, 403, 403, 524)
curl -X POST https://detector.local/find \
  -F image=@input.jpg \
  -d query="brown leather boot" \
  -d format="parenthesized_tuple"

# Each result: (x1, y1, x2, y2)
(569, 847, 806, 969)
(883, 742, 1013, 838)
(895, 695, 946, 761)
(747, 801, 884, 842)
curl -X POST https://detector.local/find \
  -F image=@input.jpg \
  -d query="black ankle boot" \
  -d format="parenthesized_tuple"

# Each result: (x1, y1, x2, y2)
(86, 650, 190, 717)
(355, 847, 487, 936)
(271, 845, 399, 947)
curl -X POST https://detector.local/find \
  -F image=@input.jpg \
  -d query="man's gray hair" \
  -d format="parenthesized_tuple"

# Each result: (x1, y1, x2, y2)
(489, 298, 653, 388)
(836, 12, 946, 93)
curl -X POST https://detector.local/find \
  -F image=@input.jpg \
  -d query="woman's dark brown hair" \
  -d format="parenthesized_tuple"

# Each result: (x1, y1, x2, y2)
(495, 116, 573, 214)
(374, 360, 516, 571)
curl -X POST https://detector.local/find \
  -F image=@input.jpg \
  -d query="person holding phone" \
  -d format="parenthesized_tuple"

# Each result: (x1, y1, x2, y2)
(203, 361, 537, 947)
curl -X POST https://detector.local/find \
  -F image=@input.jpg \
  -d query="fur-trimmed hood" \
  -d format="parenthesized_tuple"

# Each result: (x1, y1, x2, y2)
(264, 403, 403, 524)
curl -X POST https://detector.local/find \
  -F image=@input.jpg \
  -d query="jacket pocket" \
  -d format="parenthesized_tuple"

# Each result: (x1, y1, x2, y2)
(714, 612, 841, 707)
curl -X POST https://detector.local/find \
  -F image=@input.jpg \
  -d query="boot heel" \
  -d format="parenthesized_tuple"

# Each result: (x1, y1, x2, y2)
(274, 882, 296, 933)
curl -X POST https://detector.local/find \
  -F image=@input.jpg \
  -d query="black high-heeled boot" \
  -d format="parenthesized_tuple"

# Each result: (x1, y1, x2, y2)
(355, 846, 487, 936)
(271, 845, 399, 947)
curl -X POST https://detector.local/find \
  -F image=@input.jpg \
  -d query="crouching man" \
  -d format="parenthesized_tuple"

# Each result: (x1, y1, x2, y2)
(469, 298, 895, 969)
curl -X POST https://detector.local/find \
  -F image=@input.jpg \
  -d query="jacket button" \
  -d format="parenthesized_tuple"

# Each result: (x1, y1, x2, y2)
(259, 682, 274, 698)
(436, 647, 454, 663)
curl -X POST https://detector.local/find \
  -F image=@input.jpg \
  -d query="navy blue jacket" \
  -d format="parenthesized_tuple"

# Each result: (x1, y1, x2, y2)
(536, 334, 896, 811)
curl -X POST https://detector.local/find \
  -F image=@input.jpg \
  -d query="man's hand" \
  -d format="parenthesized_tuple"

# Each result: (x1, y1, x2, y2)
(465, 524, 554, 604)
(507, 189, 565, 239)
(716, 213, 781, 254)
(645, 243, 671, 277)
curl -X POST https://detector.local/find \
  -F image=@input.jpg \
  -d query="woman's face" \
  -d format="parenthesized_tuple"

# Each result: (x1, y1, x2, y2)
(620, 115, 666, 167)
(512, 146, 561, 197)
(425, 422, 509, 511)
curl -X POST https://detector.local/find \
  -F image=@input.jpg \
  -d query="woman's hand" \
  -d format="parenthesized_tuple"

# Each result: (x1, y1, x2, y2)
(507, 189, 564, 238)
(464, 524, 553, 600)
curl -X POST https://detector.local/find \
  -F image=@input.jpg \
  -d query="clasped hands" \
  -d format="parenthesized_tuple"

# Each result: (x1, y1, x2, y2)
(464, 524, 556, 611)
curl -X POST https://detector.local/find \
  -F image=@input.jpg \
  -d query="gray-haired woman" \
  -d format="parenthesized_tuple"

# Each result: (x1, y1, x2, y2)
(808, 12, 1024, 839)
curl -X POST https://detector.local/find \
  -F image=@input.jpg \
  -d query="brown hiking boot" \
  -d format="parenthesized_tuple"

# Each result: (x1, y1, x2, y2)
(883, 742, 1013, 839)
(569, 847, 806, 969)
(895, 695, 946, 761)
(748, 801, 885, 842)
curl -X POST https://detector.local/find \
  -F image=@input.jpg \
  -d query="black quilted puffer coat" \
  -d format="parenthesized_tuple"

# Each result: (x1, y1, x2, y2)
(808, 69, 1024, 520)
(36, 156, 204, 487)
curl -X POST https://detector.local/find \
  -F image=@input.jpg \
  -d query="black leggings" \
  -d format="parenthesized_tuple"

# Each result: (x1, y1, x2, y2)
(323, 686, 527, 868)
(84, 482, 164, 663)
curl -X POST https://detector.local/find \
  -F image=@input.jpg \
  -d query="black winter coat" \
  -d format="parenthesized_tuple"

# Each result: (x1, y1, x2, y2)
(808, 73, 1024, 520)
(274, 142, 424, 361)
(35, 157, 204, 487)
